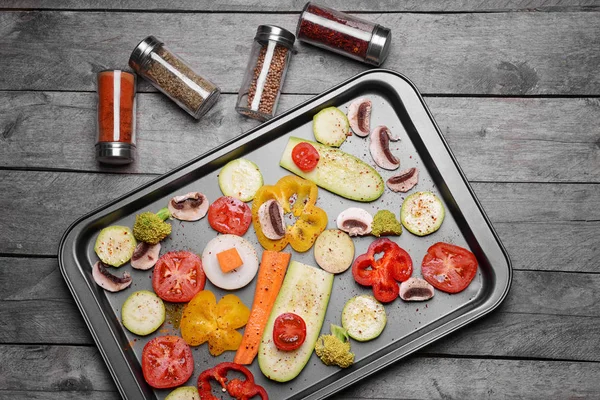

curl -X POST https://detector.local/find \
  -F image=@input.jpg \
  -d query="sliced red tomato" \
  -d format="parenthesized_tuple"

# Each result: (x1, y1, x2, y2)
(292, 142, 320, 172)
(352, 238, 413, 303)
(421, 242, 478, 294)
(152, 251, 205, 302)
(208, 196, 252, 236)
(272, 313, 306, 352)
(142, 335, 194, 389)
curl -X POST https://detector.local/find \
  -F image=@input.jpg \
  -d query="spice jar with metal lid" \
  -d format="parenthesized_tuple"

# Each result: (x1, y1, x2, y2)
(129, 36, 220, 119)
(96, 70, 137, 165)
(296, 2, 391, 66)
(235, 25, 295, 121)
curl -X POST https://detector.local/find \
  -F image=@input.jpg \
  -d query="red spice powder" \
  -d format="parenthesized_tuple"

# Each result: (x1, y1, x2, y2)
(97, 70, 136, 144)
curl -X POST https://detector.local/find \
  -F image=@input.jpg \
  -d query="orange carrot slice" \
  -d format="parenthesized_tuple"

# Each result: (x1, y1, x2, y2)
(216, 248, 243, 273)
(233, 250, 291, 365)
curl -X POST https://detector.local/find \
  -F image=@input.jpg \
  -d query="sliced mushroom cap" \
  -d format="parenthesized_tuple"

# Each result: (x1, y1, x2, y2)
(399, 277, 435, 301)
(168, 192, 209, 221)
(130, 242, 161, 270)
(336, 207, 373, 236)
(347, 98, 372, 137)
(387, 167, 419, 193)
(258, 199, 286, 240)
(92, 261, 132, 292)
(369, 125, 400, 170)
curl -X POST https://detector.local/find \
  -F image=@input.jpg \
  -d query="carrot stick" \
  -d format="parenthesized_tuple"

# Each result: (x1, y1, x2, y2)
(234, 250, 291, 365)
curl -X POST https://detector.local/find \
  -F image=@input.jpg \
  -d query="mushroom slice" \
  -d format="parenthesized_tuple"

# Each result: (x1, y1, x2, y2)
(369, 125, 400, 170)
(336, 207, 373, 236)
(387, 167, 419, 193)
(258, 199, 286, 240)
(92, 261, 132, 292)
(130, 242, 161, 270)
(347, 98, 372, 137)
(399, 277, 435, 301)
(168, 192, 209, 221)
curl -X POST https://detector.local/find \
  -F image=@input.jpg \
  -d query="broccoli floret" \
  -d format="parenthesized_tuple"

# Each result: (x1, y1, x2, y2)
(315, 324, 355, 368)
(133, 207, 171, 244)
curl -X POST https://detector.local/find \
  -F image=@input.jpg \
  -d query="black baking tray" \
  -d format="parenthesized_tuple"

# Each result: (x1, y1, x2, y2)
(59, 69, 512, 400)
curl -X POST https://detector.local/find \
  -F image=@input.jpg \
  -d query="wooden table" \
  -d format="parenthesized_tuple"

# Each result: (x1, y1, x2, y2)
(1, 1, 599, 399)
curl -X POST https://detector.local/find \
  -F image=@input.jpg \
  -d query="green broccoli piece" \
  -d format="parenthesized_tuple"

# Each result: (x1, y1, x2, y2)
(133, 207, 171, 244)
(371, 209, 402, 237)
(315, 324, 355, 368)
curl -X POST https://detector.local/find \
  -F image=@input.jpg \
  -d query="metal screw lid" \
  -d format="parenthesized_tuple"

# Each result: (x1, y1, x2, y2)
(129, 35, 163, 72)
(366, 25, 392, 66)
(96, 142, 135, 165)
(254, 25, 296, 49)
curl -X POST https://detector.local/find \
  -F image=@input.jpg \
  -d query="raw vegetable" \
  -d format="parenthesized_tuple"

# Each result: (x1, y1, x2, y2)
(280, 137, 384, 202)
(342, 295, 387, 342)
(347, 98, 371, 137)
(337, 207, 373, 236)
(197, 362, 268, 400)
(315, 324, 355, 368)
(399, 277, 435, 301)
(202, 235, 259, 290)
(122, 290, 165, 336)
(313, 229, 354, 274)
(312, 106, 350, 147)
(252, 175, 327, 252)
(92, 261, 132, 292)
(165, 386, 199, 400)
(130, 242, 161, 270)
(218, 158, 263, 202)
(292, 142, 320, 172)
(133, 207, 171, 244)
(168, 192, 209, 222)
(258, 261, 333, 382)
(207, 196, 252, 236)
(371, 209, 402, 237)
(180, 290, 250, 356)
(352, 238, 413, 303)
(152, 251, 205, 302)
(400, 191, 445, 236)
(273, 313, 307, 352)
(94, 225, 136, 267)
(216, 248, 244, 273)
(421, 242, 478, 294)
(234, 250, 291, 365)
(142, 336, 194, 389)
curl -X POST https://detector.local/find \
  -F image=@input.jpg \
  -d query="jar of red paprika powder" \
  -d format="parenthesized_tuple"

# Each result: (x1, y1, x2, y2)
(96, 70, 137, 165)
(296, 2, 391, 66)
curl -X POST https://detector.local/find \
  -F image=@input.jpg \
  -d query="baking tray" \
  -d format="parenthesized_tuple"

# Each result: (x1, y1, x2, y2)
(59, 69, 512, 400)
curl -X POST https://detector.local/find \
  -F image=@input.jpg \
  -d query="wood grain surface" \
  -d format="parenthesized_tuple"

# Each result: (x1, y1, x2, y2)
(0, 2, 598, 399)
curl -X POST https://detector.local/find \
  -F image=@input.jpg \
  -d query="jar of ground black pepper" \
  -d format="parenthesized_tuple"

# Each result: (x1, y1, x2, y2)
(129, 36, 220, 119)
(296, 2, 391, 66)
(236, 25, 295, 121)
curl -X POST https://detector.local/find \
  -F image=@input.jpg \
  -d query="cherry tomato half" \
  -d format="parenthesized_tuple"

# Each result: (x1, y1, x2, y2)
(273, 313, 307, 351)
(142, 335, 194, 389)
(207, 196, 252, 236)
(152, 251, 205, 302)
(292, 142, 320, 172)
(421, 242, 478, 294)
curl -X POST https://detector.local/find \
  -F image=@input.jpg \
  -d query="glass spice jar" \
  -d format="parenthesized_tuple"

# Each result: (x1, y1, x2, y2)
(235, 25, 295, 121)
(296, 2, 392, 66)
(96, 70, 137, 165)
(129, 36, 221, 119)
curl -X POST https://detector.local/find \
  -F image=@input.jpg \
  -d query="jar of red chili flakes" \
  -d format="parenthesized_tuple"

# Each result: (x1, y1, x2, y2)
(296, 2, 391, 66)
(235, 25, 295, 121)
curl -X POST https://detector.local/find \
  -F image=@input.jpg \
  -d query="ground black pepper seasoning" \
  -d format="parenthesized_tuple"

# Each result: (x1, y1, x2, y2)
(129, 36, 220, 119)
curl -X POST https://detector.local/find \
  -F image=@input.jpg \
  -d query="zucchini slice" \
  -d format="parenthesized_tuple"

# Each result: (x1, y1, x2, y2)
(94, 225, 136, 267)
(122, 290, 165, 336)
(400, 191, 445, 236)
(218, 158, 263, 202)
(342, 295, 387, 342)
(165, 386, 200, 400)
(313, 106, 350, 147)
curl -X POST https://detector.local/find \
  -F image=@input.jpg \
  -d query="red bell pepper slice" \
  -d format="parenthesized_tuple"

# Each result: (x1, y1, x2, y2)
(352, 238, 413, 303)
(197, 362, 268, 400)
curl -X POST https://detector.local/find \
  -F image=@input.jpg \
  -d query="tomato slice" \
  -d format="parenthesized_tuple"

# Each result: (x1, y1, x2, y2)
(272, 313, 306, 351)
(152, 251, 205, 302)
(421, 242, 478, 294)
(142, 335, 194, 389)
(291, 142, 320, 172)
(208, 196, 252, 236)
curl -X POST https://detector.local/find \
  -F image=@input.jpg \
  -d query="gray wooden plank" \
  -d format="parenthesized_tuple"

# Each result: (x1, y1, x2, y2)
(2, 92, 599, 183)
(0, 391, 119, 400)
(0, 12, 599, 95)
(1, 344, 598, 398)
(3, 0, 600, 12)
